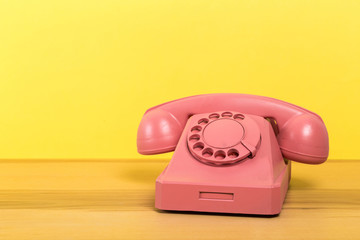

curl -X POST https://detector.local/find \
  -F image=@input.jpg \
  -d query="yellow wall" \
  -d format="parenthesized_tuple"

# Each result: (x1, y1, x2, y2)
(0, 0, 359, 160)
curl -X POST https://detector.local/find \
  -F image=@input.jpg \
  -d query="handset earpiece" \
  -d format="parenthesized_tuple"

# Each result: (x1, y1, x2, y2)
(137, 109, 182, 155)
(277, 114, 329, 164)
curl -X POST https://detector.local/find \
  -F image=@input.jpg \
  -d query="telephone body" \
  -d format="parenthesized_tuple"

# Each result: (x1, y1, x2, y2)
(137, 94, 329, 215)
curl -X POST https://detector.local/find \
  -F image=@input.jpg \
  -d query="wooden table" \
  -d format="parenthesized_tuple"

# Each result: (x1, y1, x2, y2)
(0, 159, 359, 239)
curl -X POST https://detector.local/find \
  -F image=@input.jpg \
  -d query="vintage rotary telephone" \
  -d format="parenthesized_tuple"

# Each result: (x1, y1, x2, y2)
(137, 94, 329, 215)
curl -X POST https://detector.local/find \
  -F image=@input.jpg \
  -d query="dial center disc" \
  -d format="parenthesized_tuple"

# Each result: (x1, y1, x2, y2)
(202, 119, 244, 148)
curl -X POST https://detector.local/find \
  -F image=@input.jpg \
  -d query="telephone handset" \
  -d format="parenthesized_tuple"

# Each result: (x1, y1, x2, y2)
(137, 94, 329, 215)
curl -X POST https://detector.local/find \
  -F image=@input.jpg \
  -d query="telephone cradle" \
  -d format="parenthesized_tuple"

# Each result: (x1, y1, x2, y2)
(137, 94, 329, 215)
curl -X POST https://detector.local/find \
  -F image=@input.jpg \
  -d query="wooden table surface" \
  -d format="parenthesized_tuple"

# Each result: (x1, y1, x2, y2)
(0, 159, 359, 240)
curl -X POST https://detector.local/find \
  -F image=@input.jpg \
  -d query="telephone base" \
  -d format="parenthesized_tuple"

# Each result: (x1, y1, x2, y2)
(154, 115, 292, 215)
(155, 162, 290, 215)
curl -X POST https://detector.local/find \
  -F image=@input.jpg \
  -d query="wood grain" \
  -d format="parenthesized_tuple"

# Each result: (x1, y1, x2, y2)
(0, 160, 359, 240)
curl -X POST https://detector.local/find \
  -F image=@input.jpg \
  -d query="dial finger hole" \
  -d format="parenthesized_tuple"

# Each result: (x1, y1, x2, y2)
(227, 149, 239, 158)
(193, 142, 204, 151)
(214, 150, 226, 160)
(198, 118, 209, 125)
(221, 112, 233, 118)
(209, 113, 220, 119)
(189, 134, 200, 142)
(234, 114, 245, 120)
(191, 126, 202, 133)
(202, 148, 213, 157)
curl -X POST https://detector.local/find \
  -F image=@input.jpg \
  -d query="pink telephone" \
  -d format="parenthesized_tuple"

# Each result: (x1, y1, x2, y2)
(137, 94, 329, 215)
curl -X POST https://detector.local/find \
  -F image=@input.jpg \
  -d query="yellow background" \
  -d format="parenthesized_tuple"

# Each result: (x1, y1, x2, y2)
(0, 0, 359, 160)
